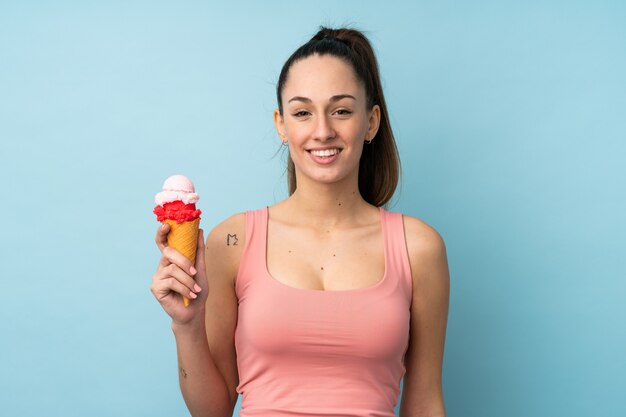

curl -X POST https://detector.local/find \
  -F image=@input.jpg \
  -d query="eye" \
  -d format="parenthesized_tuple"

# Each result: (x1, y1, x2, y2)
(292, 110, 310, 118)
(335, 109, 352, 116)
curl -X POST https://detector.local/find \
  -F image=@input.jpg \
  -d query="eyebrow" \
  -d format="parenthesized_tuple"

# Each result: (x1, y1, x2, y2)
(287, 94, 356, 104)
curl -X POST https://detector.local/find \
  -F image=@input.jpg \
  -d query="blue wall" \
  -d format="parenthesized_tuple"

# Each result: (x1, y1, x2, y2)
(1, 1, 624, 416)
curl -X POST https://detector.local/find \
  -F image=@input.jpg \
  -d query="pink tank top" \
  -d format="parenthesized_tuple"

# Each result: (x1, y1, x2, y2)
(235, 206, 413, 417)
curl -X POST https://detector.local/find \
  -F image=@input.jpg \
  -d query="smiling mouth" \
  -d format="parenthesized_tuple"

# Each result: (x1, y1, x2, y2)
(307, 148, 342, 157)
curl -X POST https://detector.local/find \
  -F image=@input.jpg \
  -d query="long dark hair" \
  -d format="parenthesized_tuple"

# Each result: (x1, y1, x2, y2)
(276, 26, 401, 207)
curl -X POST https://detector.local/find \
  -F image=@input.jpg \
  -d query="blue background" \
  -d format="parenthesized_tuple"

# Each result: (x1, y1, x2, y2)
(1, 1, 624, 416)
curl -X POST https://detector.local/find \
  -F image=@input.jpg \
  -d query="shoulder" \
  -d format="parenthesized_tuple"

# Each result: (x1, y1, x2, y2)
(205, 211, 248, 285)
(206, 211, 247, 246)
(401, 214, 446, 253)
(400, 214, 449, 287)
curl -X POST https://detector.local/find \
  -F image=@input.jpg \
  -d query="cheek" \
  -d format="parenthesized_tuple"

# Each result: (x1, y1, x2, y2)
(357, 120, 371, 137)
(283, 121, 308, 142)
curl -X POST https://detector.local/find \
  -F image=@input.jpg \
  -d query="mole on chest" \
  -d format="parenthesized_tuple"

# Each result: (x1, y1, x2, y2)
(268, 246, 384, 291)
(266, 218, 385, 291)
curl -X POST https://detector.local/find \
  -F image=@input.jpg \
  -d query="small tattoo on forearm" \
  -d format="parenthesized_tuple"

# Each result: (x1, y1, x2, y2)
(227, 234, 239, 246)
(180, 367, 188, 379)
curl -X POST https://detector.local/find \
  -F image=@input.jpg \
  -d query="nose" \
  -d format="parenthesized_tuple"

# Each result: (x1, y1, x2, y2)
(313, 114, 336, 141)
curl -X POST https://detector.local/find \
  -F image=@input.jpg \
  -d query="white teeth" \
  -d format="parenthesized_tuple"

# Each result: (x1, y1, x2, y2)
(310, 148, 340, 157)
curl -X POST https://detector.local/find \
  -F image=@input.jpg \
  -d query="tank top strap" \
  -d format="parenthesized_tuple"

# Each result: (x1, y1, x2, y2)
(235, 206, 268, 301)
(380, 207, 413, 299)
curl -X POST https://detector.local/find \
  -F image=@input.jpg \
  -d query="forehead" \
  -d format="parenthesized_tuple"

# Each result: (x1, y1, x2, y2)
(283, 54, 364, 100)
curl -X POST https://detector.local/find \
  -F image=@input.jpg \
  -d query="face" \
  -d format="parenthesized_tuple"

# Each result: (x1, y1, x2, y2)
(274, 54, 380, 188)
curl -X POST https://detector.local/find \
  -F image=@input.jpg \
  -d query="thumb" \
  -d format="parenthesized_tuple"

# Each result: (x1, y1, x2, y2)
(195, 228, 206, 274)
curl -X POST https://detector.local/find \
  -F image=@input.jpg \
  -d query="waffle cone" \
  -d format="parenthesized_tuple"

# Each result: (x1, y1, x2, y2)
(164, 218, 200, 306)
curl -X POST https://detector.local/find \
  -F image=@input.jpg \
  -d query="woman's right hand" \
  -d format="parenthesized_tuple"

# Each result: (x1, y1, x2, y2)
(150, 223, 208, 326)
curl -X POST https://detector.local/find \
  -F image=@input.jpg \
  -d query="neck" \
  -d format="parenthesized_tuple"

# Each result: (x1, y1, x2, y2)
(284, 176, 372, 229)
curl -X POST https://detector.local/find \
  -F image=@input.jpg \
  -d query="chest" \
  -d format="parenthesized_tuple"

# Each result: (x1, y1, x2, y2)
(237, 284, 410, 362)
(266, 220, 385, 291)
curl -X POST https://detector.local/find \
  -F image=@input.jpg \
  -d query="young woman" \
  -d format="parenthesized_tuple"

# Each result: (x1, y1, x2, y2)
(151, 27, 450, 417)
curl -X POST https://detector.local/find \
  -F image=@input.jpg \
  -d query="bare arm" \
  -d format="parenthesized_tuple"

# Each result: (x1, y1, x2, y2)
(399, 216, 450, 417)
(152, 214, 244, 417)
(172, 318, 233, 417)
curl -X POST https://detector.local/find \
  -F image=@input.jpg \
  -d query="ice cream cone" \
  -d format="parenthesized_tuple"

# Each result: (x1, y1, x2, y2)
(154, 174, 202, 308)
(164, 218, 200, 306)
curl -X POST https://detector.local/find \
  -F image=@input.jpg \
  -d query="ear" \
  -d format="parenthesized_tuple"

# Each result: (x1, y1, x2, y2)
(274, 108, 288, 143)
(366, 104, 381, 141)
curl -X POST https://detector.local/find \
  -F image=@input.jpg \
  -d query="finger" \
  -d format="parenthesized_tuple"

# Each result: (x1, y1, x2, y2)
(162, 245, 196, 276)
(155, 222, 170, 252)
(152, 277, 198, 302)
(157, 253, 171, 270)
(162, 263, 199, 295)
